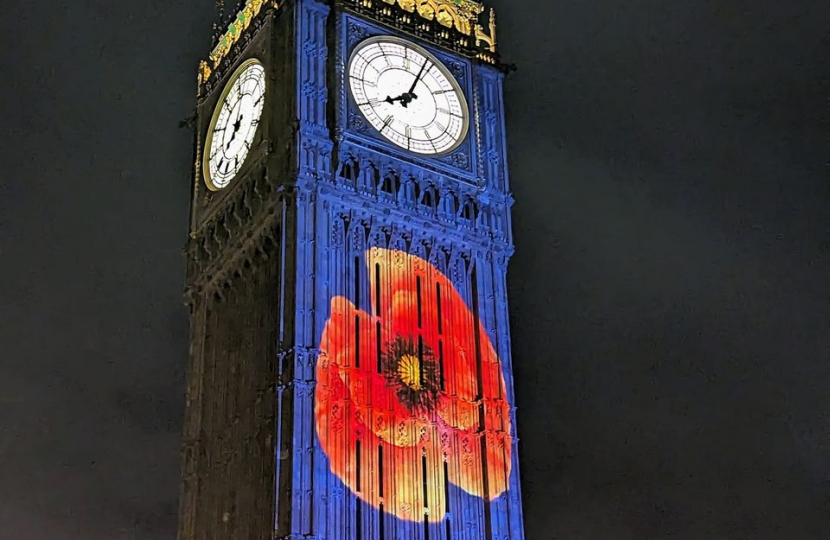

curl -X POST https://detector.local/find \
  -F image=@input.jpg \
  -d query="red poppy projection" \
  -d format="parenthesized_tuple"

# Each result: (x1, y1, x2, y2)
(315, 248, 512, 522)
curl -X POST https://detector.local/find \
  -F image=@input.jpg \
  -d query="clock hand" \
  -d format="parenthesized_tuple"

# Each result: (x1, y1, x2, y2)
(384, 93, 416, 108)
(385, 94, 407, 105)
(406, 60, 430, 98)
(226, 115, 244, 149)
(382, 61, 430, 108)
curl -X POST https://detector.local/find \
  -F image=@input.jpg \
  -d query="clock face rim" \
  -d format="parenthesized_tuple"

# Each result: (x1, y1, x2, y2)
(347, 35, 470, 157)
(202, 58, 266, 192)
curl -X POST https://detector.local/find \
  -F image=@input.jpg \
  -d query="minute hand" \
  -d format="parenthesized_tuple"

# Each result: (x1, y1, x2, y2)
(407, 60, 430, 96)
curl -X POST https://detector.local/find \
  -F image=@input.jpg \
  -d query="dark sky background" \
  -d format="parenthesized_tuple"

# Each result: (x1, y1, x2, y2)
(2, 0, 829, 538)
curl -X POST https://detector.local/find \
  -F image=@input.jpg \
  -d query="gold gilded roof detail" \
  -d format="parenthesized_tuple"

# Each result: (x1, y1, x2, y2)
(209, 0, 277, 69)
(199, 0, 499, 89)
(379, 0, 497, 51)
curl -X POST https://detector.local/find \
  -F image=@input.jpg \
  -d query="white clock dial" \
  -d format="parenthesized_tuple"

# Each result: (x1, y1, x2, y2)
(203, 59, 266, 190)
(348, 37, 469, 155)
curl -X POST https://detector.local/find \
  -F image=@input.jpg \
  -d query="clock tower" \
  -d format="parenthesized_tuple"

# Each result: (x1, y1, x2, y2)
(178, 1, 524, 539)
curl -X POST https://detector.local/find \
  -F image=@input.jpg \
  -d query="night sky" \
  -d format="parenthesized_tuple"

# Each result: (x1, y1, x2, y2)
(2, 0, 828, 538)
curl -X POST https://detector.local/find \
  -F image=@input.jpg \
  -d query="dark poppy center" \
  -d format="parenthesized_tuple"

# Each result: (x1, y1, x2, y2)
(381, 336, 440, 412)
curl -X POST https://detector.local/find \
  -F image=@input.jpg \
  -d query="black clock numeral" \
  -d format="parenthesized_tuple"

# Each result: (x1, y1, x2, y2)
(438, 107, 462, 118)
(379, 50, 391, 68)
(353, 76, 377, 88)
(382, 115, 394, 130)
(357, 98, 381, 107)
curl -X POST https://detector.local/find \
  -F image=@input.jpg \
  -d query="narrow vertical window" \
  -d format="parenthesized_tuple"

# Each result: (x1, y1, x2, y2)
(418, 336, 425, 389)
(416, 276, 422, 328)
(378, 445, 384, 498)
(424, 515, 430, 540)
(471, 267, 484, 399)
(375, 263, 381, 314)
(421, 454, 429, 508)
(355, 440, 362, 492)
(354, 315, 360, 369)
(376, 322, 382, 373)
(356, 501, 362, 540)
(436, 283, 442, 334)
(379, 504, 386, 540)
(354, 257, 361, 305)
(356, 440, 363, 538)
(443, 461, 451, 513)
(445, 519, 452, 540)
(438, 341, 445, 392)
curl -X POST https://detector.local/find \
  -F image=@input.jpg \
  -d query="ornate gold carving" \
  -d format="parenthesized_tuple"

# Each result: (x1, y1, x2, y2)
(379, 0, 496, 50)
(474, 6, 496, 52)
(209, 0, 266, 68)
(199, 0, 498, 88)
(197, 60, 212, 88)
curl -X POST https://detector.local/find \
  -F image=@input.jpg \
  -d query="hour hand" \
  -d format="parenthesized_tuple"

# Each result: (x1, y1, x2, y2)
(385, 93, 415, 108)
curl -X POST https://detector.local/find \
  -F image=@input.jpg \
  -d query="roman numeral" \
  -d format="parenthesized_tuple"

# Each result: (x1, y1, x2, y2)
(437, 107, 462, 118)
(379, 51, 391, 68)
(352, 76, 377, 88)
(382, 115, 394, 130)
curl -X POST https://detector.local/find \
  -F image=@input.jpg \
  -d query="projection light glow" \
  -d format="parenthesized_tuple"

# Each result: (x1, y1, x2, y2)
(315, 248, 512, 523)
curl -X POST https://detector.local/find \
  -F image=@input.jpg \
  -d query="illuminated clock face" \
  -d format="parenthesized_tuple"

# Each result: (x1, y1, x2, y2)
(203, 59, 266, 190)
(348, 36, 469, 155)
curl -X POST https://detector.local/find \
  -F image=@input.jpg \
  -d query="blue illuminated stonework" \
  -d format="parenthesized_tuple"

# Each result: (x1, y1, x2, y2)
(179, 1, 523, 539)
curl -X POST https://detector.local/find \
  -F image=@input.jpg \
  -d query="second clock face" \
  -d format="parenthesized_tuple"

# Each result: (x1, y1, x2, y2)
(348, 37, 469, 155)
(204, 59, 266, 190)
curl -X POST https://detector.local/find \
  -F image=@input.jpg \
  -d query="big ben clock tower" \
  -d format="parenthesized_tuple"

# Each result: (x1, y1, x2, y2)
(178, 1, 525, 539)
